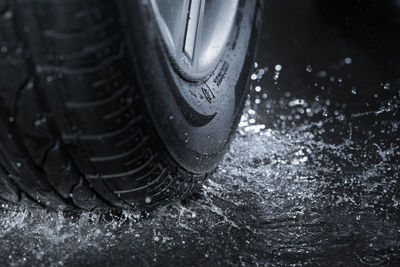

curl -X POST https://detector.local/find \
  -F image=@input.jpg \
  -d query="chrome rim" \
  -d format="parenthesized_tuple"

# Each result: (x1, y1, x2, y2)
(150, 0, 239, 80)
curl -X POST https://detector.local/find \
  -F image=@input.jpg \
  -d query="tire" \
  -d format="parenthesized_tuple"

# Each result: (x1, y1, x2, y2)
(0, 0, 262, 210)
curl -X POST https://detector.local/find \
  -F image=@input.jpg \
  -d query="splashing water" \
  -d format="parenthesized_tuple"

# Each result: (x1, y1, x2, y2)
(1, 73, 400, 266)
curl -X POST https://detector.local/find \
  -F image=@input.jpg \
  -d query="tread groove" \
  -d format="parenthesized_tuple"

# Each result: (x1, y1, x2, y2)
(103, 105, 128, 121)
(89, 136, 148, 162)
(86, 153, 157, 179)
(43, 19, 114, 39)
(62, 116, 142, 141)
(36, 43, 124, 75)
(65, 84, 129, 109)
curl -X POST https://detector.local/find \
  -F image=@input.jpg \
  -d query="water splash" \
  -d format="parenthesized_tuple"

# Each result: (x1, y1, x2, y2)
(0, 74, 399, 266)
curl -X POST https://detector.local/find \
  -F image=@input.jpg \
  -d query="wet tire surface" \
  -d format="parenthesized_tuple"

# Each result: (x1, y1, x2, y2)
(0, 0, 209, 210)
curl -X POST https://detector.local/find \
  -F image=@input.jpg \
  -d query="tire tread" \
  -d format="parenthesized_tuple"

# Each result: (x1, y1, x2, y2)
(0, 0, 205, 210)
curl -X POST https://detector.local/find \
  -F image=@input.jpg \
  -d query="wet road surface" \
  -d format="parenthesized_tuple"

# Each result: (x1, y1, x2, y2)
(1, 1, 399, 266)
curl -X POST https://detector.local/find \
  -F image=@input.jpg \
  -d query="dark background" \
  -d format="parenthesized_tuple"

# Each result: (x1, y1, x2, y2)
(255, 0, 400, 127)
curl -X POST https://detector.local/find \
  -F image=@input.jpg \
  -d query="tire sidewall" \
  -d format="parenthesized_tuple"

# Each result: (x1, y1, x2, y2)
(120, 0, 261, 173)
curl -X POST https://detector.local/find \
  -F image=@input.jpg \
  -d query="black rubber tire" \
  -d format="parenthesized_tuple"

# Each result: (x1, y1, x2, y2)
(0, 0, 262, 210)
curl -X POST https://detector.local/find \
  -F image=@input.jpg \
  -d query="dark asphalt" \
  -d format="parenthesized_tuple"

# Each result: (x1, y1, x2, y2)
(1, 1, 399, 266)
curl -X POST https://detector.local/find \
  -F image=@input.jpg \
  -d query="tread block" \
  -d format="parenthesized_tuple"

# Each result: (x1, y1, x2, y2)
(0, 0, 9, 15)
(16, 78, 55, 167)
(42, 142, 80, 199)
(71, 177, 105, 210)
(0, 165, 19, 203)
(0, 7, 19, 52)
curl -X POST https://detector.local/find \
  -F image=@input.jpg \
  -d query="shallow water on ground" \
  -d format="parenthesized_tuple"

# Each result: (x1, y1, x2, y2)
(0, 81, 399, 265)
